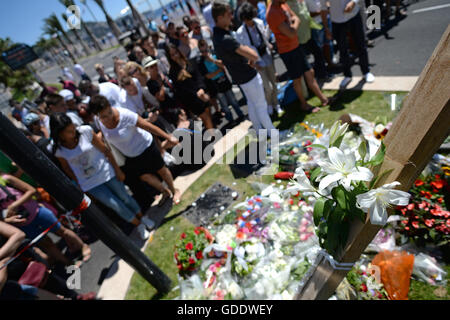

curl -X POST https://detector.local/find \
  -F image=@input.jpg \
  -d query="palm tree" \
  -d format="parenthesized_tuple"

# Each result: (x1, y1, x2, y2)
(45, 13, 75, 48)
(93, 0, 122, 40)
(59, 0, 102, 52)
(42, 17, 77, 64)
(61, 12, 91, 55)
(124, 0, 149, 37)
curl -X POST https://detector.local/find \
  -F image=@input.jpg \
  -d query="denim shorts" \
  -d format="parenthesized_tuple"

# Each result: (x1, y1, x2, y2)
(279, 45, 312, 80)
(20, 206, 61, 240)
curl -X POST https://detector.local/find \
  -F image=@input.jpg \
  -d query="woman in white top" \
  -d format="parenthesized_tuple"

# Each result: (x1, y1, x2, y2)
(88, 95, 182, 205)
(122, 62, 160, 109)
(50, 113, 155, 240)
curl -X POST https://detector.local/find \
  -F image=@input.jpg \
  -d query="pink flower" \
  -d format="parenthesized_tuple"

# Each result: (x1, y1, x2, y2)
(299, 226, 307, 233)
(273, 202, 281, 209)
(412, 221, 420, 229)
(425, 219, 435, 227)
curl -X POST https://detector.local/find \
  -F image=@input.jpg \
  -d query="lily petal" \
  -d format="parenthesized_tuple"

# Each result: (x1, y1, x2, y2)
(370, 199, 388, 225)
(319, 172, 343, 191)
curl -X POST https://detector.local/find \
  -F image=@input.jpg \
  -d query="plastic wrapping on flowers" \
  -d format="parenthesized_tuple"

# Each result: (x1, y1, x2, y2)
(174, 189, 320, 300)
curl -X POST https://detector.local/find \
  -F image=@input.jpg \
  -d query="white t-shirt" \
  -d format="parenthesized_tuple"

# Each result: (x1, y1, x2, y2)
(67, 111, 83, 127)
(73, 64, 85, 76)
(99, 82, 123, 109)
(97, 107, 153, 158)
(55, 125, 115, 192)
(119, 78, 145, 115)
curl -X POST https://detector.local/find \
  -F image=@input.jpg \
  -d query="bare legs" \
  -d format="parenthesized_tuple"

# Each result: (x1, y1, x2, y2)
(292, 69, 329, 111)
(140, 168, 181, 205)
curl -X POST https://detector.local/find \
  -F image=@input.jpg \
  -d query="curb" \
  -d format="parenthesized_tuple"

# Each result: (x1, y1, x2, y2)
(321, 76, 418, 92)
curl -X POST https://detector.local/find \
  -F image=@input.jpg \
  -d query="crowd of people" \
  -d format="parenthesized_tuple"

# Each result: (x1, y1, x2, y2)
(1, 0, 406, 300)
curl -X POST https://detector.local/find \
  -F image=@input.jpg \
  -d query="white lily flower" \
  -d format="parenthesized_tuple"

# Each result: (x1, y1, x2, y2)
(318, 147, 373, 191)
(329, 121, 349, 147)
(284, 168, 316, 195)
(356, 181, 411, 226)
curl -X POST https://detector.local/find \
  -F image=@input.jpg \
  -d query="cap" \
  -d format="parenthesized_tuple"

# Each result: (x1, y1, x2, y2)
(59, 89, 75, 102)
(23, 113, 40, 127)
(142, 56, 159, 69)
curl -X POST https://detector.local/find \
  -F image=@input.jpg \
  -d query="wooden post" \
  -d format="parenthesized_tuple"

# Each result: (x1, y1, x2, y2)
(295, 25, 450, 300)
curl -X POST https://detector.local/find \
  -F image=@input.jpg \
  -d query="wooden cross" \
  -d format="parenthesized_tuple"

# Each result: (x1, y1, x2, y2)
(295, 25, 450, 300)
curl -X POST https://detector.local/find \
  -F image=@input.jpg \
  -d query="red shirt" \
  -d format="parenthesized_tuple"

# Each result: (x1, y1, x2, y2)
(266, 3, 299, 54)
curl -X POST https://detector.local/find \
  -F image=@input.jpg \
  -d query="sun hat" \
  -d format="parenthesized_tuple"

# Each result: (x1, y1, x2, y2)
(59, 89, 75, 102)
(142, 56, 159, 69)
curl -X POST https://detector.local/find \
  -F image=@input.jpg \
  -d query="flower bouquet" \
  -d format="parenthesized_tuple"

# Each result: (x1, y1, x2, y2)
(396, 173, 449, 248)
(174, 226, 214, 277)
(345, 263, 389, 300)
(284, 120, 411, 259)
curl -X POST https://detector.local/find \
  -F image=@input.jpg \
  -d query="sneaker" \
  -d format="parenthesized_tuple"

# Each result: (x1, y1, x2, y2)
(141, 216, 155, 230)
(364, 72, 375, 83)
(340, 77, 352, 88)
(137, 223, 150, 240)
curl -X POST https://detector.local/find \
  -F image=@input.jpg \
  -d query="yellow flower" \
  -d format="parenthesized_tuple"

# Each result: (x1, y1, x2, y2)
(442, 166, 450, 176)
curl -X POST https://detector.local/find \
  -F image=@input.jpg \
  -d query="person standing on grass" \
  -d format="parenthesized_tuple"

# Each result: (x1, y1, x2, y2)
(50, 113, 155, 240)
(236, 2, 282, 116)
(266, 0, 330, 113)
(319, 0, 375, 88)
(212, 0, 276, 138)
(88, 95, 182, 206)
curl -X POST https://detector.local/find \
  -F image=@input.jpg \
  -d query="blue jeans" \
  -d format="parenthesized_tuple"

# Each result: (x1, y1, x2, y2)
(311, 15, 335, 58)
(88, 177, 141, 223)
(217, 89, 244, 122)
(20, 207, 61, 240)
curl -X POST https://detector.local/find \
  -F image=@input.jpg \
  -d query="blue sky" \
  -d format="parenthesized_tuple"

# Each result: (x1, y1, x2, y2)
(0, 0, 167, 46)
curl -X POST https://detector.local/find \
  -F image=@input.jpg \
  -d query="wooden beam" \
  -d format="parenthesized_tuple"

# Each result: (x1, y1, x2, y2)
(295, 25, 450, 300)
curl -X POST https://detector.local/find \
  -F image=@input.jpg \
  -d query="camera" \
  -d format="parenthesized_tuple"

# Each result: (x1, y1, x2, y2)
(256, 43, 267, 57)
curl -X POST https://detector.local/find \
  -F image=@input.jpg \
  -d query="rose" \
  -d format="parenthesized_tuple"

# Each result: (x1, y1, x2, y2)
(196, 251, 203, 260)
(181, 233, 186, 239)
(189, 257, 196, 264)
(414, 180, 424, 187)
(185, 242, 193, 250)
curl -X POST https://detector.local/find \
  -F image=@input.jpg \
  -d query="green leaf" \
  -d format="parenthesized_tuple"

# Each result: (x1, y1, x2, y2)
(367, 142, 386, 167)
(332, 185, 349, 211)
(429, 229, 437, 240)
(310, 167, 322, 183)
(358, 139, 367, 162)
(323, 199, 334, 220)
(313, 198, 325, 226)
(309, 144, 327, 150)
(332, 135, 344, 148)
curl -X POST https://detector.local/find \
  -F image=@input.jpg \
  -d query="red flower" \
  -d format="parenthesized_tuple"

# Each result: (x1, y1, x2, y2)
(180, 233, 186, 239)
(177, 264, 182, 270)
(438, 197, 444, 204)
(377, 292, 384, 299)
(435, 174, 441, 180)
(196, 251, 203, 260)
(289, 150, 296, 155)
(361, 284, 368, 292)
(185, 242, 193, 250)
(431, 179, 446, 190)
(401, 220, 408, 225)
(425, 219, 435, 227)
(412, 221, 419, 229)
(194, 229, 200, 235)
(289, 199, 294, 205)
(407, 203, 415, 210)
(420, 191, 432, 199)
(414, 180, 424, 187)
(405, 227, 410, 231)
(447, 220, 450, 228)
(189, 257, 196, 264)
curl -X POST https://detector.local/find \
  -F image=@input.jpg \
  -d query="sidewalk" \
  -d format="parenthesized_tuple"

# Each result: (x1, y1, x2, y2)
(321, 76, 418, 92)
(97, 120, 253, 300)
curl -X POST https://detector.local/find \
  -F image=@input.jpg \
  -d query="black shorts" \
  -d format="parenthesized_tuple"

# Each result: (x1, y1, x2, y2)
(124, 139, 165, 178)
(280, 45, 312, 80)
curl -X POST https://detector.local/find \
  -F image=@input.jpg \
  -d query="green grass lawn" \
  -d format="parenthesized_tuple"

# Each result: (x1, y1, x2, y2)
(125, 90, 448, 300)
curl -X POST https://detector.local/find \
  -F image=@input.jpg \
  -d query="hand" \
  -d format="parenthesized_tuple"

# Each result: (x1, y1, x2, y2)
(248, 60, 257, 69)
(116, 169, 126, 182)
(4, 214, 27, 225)
(167, 135, 180, 147)
(325, 29, 332, 41)
(215, 59, 225, 69)
(344, 0, 355, 13)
